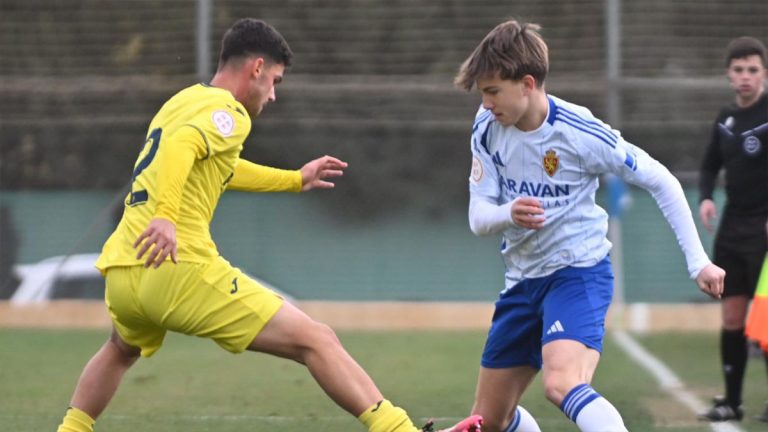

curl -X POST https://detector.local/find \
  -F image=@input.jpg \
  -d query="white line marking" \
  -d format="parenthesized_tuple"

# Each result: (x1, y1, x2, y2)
(612, 330, 744, 432)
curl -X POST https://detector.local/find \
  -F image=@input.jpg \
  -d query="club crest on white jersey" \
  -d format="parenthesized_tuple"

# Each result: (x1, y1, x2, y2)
(543, 149, 559, 177)
(471, 156, 484, 182)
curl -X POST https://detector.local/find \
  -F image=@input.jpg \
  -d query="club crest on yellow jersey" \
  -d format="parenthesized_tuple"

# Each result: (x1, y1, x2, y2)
(543, 149, 559, 177)
(212, 110, 235, 137)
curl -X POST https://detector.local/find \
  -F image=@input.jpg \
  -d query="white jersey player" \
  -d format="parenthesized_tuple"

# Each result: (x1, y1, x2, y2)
(469, 95, 711, 291)
(454, 20, 725, 432)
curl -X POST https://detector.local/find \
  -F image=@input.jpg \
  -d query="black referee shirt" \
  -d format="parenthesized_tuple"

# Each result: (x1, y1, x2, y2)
(699, 92, 768, 217)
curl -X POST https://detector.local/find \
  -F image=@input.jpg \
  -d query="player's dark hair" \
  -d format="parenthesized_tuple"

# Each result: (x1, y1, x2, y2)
(725, 36, 767, 67)
(218, 18, 293, 68)
(455, 20, 548, 91)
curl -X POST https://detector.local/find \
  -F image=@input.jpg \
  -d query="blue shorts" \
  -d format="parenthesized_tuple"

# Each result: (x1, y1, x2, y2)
(481, 257, 613, 369)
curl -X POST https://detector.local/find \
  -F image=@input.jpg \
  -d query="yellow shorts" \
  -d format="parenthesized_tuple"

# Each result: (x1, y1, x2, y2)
(104, 256, 283, 357)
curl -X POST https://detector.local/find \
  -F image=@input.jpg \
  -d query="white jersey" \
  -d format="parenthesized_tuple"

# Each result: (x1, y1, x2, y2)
(468, 95, 710, 292)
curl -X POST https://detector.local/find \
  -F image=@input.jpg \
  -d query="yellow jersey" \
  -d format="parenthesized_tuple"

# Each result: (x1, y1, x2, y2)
(96, 83, 302, 271)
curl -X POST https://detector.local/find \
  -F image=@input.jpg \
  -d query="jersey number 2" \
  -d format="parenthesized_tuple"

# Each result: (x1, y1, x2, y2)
(127, 128, 162, 206)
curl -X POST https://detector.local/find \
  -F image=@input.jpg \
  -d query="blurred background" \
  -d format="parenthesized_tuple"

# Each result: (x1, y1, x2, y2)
(1, 0, 766, 303)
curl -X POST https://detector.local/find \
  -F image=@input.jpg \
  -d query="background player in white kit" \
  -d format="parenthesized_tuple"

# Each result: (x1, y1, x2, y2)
(454, 20, 726, 432)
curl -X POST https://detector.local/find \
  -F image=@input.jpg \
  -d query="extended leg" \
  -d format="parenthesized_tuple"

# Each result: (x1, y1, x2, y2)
(58, 328, 141, 432)
(248, 301, 434, 432)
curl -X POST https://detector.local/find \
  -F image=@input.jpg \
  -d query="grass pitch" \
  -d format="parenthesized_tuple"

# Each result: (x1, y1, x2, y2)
(1, 328, 765, 431)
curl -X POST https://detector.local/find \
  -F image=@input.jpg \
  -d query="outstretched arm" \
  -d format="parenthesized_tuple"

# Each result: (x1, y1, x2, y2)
(628, 164, 713, 276)
(227, 155, 347, 193)
(227, 159, 302, 192)
(620, 151, 724, 295)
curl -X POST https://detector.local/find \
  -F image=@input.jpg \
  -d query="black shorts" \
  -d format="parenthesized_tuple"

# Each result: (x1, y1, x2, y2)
(714, 211, 767, 298)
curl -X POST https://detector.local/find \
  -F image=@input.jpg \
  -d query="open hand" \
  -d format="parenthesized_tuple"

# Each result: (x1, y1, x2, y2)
(300, 155, 348, 192)
(133, 217, 177, 268)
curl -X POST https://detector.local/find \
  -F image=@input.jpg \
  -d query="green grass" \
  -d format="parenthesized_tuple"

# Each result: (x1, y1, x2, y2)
(636, 332, 767, 429)
(1, 329, 765, 431)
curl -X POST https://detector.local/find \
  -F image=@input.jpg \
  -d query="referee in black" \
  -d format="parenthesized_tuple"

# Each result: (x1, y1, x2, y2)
(698, 36, 768, 423)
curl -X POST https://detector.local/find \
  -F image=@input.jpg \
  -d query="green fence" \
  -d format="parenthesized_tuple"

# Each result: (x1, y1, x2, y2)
(0, 187, 720, 303)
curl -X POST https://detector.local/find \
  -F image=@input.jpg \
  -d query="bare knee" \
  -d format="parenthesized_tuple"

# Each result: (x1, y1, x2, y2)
(288, 320, 343, 363)
(542, 340, 599, 406)
(542, 372, 574, 406)
(722, 311, 748, 329)
(722, 296, 749, 329)
(722, 308, 748, 328)
(108, 331, 141, 365)
(305, 321, 342, 350)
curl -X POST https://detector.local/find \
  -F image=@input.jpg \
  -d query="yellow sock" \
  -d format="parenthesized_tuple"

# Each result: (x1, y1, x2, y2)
(57, 407, 95, 432)
(358, 399, 420, 432)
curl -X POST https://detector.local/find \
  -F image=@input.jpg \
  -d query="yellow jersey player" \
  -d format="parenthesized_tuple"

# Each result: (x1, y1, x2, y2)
(56, 18, 482, 432)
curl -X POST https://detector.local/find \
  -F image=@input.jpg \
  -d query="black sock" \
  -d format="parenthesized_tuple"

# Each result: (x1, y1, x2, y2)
(764, 349, 768, 382)
(721, 328, 747, 408)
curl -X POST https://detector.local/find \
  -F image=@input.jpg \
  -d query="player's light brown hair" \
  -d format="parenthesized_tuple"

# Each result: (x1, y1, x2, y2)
(725, 36, 767, 67)
(454, 20, 549, 91)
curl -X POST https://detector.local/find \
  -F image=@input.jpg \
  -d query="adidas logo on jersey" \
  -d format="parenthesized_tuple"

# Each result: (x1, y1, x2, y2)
(546, 320, 565, 335)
